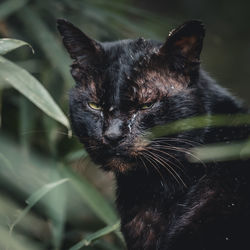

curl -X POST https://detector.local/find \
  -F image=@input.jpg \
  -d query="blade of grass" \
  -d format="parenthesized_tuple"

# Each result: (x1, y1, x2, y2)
(147, 114, 250, 140)
(0, 56, 70, 129)
(9, 178, 70, 233)
(19, 97, 34, 156)
(46, 170, 67, 250)
(191, 139, 250, 163)
(69, 221, 120, 250)
(0, 38, 33, 55)
(0, 0, 28, 20)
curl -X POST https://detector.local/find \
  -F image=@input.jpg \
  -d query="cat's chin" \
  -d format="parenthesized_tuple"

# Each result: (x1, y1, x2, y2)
(101, 157, 137, 174)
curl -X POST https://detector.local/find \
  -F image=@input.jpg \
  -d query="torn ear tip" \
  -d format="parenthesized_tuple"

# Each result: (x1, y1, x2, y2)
(56, 18, 74, 28)
(184, 20, 206, 31)
(57, 18, 67, 24)
(185, 20, 204, 25)
(56, 19, 76, 34)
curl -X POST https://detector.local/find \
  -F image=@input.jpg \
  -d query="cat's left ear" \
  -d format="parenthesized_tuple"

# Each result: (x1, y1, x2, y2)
(57, 19, 103, 62)
(159, 20, 205, 71)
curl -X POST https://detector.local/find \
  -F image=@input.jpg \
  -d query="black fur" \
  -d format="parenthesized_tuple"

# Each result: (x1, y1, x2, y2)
(57, 19, 250, 250)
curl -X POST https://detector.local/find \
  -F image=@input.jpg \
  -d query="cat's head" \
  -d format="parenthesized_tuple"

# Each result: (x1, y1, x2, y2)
(57, 19, 205, 173)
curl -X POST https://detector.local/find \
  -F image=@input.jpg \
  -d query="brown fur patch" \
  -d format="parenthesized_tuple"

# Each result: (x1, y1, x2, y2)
(107, 158, 134, 173)
(135, 70, 189, 104)
(124, 208, 165, 249)
(79, 79, 100, 102)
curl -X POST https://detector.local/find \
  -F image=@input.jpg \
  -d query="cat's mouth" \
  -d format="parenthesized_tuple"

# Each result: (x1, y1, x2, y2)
(103, 156, 137, 173)
(84, 137, 150, 173)
(101, 147, 138, 173)
(86, 143, 139, 172)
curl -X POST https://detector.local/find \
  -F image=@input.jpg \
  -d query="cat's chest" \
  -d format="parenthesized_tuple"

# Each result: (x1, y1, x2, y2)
(121, 207, 166, 250)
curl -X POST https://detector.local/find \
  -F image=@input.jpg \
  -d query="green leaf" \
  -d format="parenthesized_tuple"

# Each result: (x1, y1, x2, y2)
(0, 38, 33, 55)
(0, 56, 70, 129)
(27, 179, 69, 209)
(147, 114, 250, 140)
(9, 178, 70, 232)
(0, 0, 28, 20)
(191, 139, 250, 163)
(69, 221, 121, 250)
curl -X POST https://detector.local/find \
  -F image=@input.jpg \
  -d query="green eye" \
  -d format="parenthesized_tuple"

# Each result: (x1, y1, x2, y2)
(141, 102, 154, 110)
(88, 102, 102, 110)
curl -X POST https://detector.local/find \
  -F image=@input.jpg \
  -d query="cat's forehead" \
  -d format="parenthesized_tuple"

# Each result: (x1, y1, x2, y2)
(76, 38, 189, 108)
(75, 39, 188, 108)
(101, 39, 162, 87)
(102, 38, 160, 65)
(100, 40, 160, 103)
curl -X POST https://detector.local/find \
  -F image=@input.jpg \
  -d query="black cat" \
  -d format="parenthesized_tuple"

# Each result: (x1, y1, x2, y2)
(57, 19, 250, 250)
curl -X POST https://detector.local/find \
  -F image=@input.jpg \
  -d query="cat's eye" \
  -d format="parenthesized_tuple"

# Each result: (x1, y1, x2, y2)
(141, 102, 154, 110)
(88, 102, 102, 110)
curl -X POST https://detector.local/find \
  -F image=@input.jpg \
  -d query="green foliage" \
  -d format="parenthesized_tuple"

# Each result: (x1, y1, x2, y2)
(191, 139, 250, 163)
(9, 178, 70, 233)
(147, 114, 250, 139)
(0, 51, 69, 129)
(0, 38, 33, 55)
(0, 134, 123, 249)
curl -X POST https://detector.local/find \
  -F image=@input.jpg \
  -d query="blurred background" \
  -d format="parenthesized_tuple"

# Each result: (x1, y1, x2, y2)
(0, 0, 249, 249)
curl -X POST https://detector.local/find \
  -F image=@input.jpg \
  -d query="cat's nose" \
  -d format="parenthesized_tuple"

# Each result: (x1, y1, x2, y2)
(103, 118, 123, 144)
(104, 131, 123, 144)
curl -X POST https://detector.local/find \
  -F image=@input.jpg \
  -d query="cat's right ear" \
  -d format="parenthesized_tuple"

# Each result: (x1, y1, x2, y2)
(57, 19, 103, 62)
(159, 20, 205, 72)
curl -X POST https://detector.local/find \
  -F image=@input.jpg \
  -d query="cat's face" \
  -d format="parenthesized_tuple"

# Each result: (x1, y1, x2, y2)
(57, 20, 205, 173)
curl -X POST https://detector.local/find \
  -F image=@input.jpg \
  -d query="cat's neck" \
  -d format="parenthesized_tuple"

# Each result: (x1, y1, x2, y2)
(115, 169, 188, 250)
(115, 155, 206, 213)
(116, 169, 185, 203)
